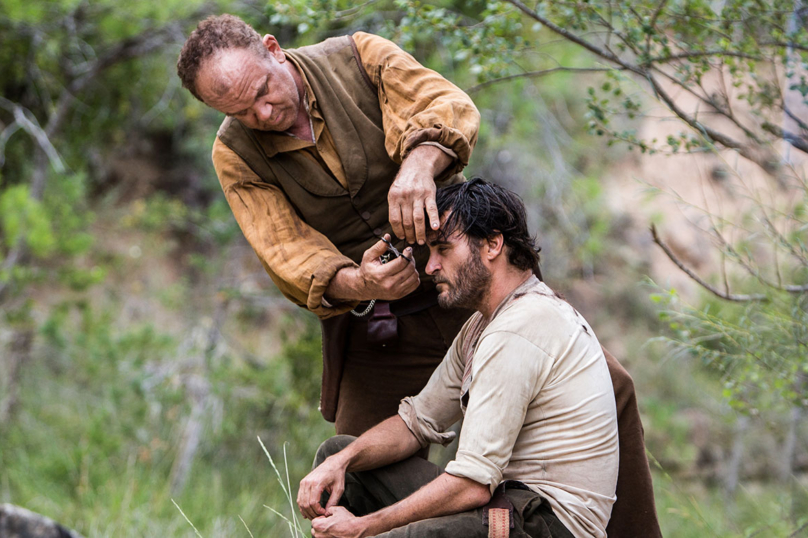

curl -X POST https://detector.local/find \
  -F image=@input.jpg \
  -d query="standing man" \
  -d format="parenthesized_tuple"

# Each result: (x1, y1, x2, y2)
(297, 179, 619, 537)
(176, 15, 480, 436)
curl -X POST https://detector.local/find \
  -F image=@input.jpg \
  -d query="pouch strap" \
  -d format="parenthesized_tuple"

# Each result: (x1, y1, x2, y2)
(483, 483, 515, 537)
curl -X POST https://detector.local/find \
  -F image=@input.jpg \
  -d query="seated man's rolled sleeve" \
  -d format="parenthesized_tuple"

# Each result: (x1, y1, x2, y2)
(212, 138, 359, 319)
(398, 341, 465, 447)
(352, 32, 480, 180)
(445, 332, 553, 493)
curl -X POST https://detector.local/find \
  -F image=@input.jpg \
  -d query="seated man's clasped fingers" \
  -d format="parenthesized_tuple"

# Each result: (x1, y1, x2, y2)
(296, 459, 345, 520)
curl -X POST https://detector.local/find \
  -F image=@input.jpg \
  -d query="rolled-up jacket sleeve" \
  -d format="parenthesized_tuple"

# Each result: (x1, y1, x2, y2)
(353, 32, 480, 180)
(398, 338, 465, 447)
(212, 138, 359, 319)
(444, 331, 553, 493)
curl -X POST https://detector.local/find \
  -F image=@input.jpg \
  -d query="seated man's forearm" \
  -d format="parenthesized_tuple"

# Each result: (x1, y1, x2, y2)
(320, 472, 492, 537)
(337, 416, 422, 472)
(297, 416, 422, 519)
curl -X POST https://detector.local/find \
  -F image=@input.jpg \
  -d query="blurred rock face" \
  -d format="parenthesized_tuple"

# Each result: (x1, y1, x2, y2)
(0, 505, 83, 538)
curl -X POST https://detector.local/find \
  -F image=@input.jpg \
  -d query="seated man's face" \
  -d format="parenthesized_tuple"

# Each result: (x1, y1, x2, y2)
(196, 47, 300, 132)
(426, 228, 491, 310)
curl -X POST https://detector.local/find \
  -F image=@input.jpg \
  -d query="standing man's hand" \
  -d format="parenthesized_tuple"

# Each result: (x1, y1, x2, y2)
(326, 235, 418, 303)
(388, 145, 453, 245)
(358, 235, 418, 300)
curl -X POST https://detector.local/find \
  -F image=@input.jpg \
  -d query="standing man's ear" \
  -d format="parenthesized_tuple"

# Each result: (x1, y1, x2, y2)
(484, 234, 505, 261)
(262, 34, 285, 62)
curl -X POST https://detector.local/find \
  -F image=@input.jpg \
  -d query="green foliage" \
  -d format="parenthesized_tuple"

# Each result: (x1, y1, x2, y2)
(0, 184, 55, 256)
(655, 287, 808, 414)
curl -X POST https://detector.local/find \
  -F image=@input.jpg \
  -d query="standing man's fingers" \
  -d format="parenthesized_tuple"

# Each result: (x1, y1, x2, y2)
(425, 195, 440, 231)
(400, 203, 416, 245)
(363, 234, 393, 264)
(412, 198, 426, 245)
(389, 202, 404, 240)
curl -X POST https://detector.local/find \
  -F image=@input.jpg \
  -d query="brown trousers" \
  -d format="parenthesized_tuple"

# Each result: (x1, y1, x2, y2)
(320, 306, 661, 537)
(315, 436, 574, 538)
(321, 301, 470, 435)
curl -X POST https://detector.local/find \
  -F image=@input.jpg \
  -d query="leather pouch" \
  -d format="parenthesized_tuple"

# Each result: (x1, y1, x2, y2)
(367, 301, 398, 346)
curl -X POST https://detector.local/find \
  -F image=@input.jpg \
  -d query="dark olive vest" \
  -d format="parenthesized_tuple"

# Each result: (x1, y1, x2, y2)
(217, 35, 425, 268)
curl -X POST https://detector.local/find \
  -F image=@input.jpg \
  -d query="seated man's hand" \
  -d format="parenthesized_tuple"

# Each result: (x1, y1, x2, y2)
(311, 506, 366, 538)
(357, 235, 418, 301)
(297, 457, 347, 520)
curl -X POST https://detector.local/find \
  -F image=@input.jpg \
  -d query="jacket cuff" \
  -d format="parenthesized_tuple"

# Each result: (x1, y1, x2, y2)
(401, 126, 473, 177)
(398, 397, 457, 448)
(308, 256, 361, 319)
(445, 450, 503, 494)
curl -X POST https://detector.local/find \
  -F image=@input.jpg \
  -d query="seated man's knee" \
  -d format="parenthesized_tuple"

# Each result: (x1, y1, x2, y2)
(314, 435, 356, 468)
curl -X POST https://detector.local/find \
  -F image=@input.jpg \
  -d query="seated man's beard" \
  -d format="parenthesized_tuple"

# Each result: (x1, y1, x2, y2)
(438, 249, 491, 310)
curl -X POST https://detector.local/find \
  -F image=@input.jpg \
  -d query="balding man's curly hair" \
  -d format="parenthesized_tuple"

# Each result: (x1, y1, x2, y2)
(436, 178, 541, 272)
(177, 14, 268, 101)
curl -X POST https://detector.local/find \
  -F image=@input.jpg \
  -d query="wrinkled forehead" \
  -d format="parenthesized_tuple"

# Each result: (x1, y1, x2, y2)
(204, 47, 263, 80)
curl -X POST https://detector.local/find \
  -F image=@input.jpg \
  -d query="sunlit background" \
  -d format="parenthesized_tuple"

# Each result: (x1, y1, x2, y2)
(1, 1, 806, 536)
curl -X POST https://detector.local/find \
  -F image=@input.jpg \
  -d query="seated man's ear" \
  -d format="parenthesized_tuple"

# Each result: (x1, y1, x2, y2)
(484, 234, 505, 261)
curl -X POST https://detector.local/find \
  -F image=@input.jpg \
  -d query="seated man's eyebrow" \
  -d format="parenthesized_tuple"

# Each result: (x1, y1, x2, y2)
(428, 238, 450, 247)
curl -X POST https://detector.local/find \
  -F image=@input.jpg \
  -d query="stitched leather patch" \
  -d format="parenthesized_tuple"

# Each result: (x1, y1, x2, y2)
(487, 508, 510, 538)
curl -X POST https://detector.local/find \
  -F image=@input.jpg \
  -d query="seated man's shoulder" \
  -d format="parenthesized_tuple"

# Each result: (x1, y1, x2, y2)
(493, 282, 596, 345)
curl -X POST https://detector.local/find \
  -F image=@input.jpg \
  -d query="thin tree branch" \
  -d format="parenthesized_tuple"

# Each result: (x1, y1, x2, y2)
(466, 67, 615, 93)
(651, 224, 768, 302)
(714, 230, 808, 294)
(651, 65, 763, 144)
(760, 41, 808, 52)
(761, 121, 808, 154)
(649, 0, 670, 30)
(649, 50, 765, 63)
(645, 73, 770, 167)
(505, 0, 777, 168)
(332, 0, 380, 20)
(505, 0, 644, 75)
(0, 97, 66, 174)
(783, 104, 808, 134)
(0, 121, 21, 168)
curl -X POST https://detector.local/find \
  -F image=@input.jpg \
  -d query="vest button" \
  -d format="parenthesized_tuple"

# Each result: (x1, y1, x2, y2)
(373, 228, 383, 236)
(361, 211, 371, 220)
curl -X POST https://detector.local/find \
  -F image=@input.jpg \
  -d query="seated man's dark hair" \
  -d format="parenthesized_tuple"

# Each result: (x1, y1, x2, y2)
(177, 14, 268, 101)
(436, 178, 541, 271)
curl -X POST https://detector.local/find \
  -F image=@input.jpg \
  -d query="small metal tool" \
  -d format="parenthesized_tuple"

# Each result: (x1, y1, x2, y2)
(379, 236, 413, 264)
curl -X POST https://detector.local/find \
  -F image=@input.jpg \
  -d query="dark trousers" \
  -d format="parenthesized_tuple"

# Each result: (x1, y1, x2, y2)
(315, 436, 575, 538)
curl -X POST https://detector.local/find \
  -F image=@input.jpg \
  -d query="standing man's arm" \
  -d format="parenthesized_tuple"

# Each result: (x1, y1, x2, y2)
(352, 32, 481, 246)
(213, 141, 420, 316)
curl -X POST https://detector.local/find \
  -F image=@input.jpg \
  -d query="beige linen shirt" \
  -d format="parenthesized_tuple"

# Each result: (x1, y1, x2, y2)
(211, 32, 480, 318)
(399, 276, 619, 538)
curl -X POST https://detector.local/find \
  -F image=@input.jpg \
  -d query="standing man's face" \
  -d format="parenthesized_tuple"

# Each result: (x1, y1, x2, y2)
(426, 229, 491, 310)
(195, 36, 301, 132)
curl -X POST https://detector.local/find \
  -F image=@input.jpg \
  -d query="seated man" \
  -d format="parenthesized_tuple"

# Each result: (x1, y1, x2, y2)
(297, 178, 619, 538)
